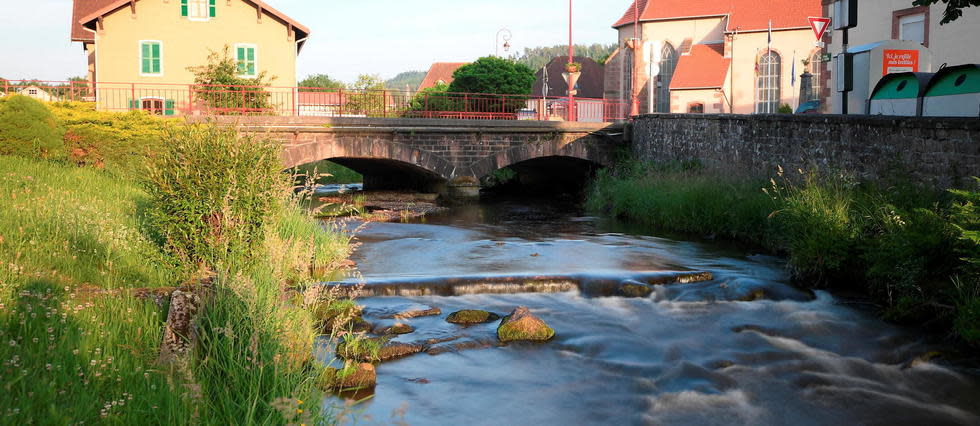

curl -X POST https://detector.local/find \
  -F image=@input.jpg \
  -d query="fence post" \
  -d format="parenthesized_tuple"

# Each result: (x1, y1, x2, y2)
(338, 88, 344, 117)
(130, 83, 136, 111)
(383, 90, 388, 118)
(187, 85, 194, 116)
(240, 86, 246, 115)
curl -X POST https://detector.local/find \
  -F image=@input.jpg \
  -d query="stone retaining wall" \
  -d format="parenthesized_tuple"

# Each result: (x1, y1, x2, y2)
(631, 114, 980, 188)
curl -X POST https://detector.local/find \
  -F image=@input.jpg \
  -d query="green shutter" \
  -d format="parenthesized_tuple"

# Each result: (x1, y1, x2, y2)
(152, 43, 161, 74)
(141, 43, 150, 73)
(209, 0, 216, 17)
(164, 99, 176, 116)
(181, 0, 188, 16)
(129, 99, 138, 110)
(236, 47, 246, 74)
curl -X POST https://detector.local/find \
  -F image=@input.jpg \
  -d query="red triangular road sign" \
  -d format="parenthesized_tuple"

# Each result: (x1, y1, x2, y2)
(809, 17, 832, 41)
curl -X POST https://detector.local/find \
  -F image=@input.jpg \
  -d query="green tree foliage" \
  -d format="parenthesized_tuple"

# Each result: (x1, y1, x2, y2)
(344, 74, 388, 117)
(514, 44, 617, 70)
(914, 0, 980, 24)
(447, 57, 536, 114)
(448, 57, 536, 95)
(386, 71, 426, 91)
(406, 81, 457, 113)
(298, 74, 345, 91)
(0, 95, 64, 159)
(187, 45, 276, 114)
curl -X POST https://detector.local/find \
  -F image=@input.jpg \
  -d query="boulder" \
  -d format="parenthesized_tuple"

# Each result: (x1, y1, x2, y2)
(370, 303, 442, 320)
(617, 280, 654, 298)
(374, 323, 415, 335)
(316, 363, 376, 391)
(446, 310, 501, 324)
(497, 307, 555, 342)
(336, 337, 426, 362)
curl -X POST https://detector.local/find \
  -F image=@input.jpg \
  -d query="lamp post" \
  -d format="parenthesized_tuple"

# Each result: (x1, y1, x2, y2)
(567, 0, 576, 122)
(496, 28, 512, 57)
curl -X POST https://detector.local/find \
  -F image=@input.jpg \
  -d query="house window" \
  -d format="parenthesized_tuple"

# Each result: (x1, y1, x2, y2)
(899, 14, 925, 44)
(688, 103, 704, 113)
(893, 7, 929, 46)
(140, 41, 162, 76)
(236, 45, 257, 77)
(756, 51, 781, 114)
(809, 52, 823, 100)
(182, 0, 216, 20)
(28, 89, 38, 96)
(142, 98, 164, 115)
(657, 43, 677, 113)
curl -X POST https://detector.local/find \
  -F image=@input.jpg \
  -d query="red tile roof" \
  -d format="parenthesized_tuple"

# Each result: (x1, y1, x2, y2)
(418, 62, 468, 91)
(72, 0, 115, 42)
(73, 0, 310, 42)
(613, 0, 821, 32)
(669, 44, 731, 90)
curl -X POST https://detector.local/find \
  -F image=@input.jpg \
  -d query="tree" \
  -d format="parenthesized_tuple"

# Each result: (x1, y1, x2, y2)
(187, 45, 276, 114)
(448, 57, 536, 114)
(344, 74, 388, 117)
(448, 56, 535, 95)
(405, 82, 458, 115)
(298, 74, 344, 91)
(914, 0, 980, 24)
(514, 44, 617, 70)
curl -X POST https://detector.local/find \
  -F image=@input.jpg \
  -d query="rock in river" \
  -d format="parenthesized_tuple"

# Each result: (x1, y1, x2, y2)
(446, 309, 501, 324)
(316, 362, 376, 391)
(497, 306, 555, 342)
(617, 280, 654, 298)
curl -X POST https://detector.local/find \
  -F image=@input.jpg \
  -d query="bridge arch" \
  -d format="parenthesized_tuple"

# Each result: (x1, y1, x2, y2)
(468, 135, 614, 179)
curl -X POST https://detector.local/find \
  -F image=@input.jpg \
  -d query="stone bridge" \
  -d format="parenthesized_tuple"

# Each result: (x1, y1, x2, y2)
(204, 117, 626, 196)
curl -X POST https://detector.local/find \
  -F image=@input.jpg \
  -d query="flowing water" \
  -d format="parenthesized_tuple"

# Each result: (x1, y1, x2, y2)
(321, 197, 980, 425)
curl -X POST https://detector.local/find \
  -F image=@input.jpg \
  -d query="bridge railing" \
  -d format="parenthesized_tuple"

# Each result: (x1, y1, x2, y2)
(0, 80, 630, 122)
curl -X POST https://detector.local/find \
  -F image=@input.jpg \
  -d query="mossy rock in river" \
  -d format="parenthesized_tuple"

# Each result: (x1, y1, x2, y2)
(315, 362, 376, 391)
(497, 307, 555, 342)
(446, 310, 501, 324)
(617, 280, 653, 298)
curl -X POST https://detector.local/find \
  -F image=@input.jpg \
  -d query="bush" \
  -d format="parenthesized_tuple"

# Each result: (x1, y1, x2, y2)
(188, 46, 275, 114)
(769, 173, 859, 280)
(448, 56, 535, 114)
(144, 125, 287, 269)
(777, 103, 794, 114)
(0, 94, 64, 159)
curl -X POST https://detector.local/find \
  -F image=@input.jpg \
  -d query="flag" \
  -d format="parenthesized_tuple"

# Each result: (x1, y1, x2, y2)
(767, 20, 772, 52)
(791, 51, 797, 87)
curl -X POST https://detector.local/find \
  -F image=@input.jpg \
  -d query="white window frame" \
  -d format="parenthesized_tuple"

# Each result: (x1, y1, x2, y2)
(898, 13, 926, 43)
(235, 43, 258, 78)
(187, 0, 211, 22)
(138, 40, 164, 77)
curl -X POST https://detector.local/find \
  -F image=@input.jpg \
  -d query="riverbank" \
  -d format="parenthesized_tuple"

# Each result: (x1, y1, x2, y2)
(586, 161, 980, 346)
(0, 96, 356, 423)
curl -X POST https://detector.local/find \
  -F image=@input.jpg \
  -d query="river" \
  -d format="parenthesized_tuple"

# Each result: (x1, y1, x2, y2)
(320, 196, 980, 425)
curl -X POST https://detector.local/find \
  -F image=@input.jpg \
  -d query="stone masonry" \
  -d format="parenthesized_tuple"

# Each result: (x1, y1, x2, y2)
(631, 114, 980, 188)
(197, 116, 624, 188)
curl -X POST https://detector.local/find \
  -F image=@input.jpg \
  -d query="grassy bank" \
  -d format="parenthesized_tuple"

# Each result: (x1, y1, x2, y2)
(295, 160, 363, 185)
(587, 161, 980, 344)
(0, 96, 354, 423)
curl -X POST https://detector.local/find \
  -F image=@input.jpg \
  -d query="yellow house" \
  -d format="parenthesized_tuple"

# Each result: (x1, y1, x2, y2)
(71, 0, 309, 115)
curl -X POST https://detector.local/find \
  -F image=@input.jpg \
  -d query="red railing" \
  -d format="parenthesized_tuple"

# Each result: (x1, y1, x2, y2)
(0, 80, 629, 122)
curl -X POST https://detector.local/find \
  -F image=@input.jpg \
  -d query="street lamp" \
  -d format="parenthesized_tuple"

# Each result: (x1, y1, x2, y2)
(496, 28, 512, 57)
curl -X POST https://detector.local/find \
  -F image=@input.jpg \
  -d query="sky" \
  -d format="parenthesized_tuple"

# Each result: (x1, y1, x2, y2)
(0, 0, 626, 84)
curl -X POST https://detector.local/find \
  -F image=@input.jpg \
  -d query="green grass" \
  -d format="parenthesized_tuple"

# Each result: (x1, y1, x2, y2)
(0, 152, 354, 423)
(293, 160, 362, 185)
(588, 162, 980, 345)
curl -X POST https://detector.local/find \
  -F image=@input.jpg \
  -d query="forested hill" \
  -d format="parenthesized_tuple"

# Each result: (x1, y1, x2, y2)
(386, 71, 426, 91)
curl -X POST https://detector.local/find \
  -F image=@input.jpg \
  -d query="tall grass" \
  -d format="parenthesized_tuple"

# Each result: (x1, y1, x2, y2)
(588, 161, 980, 344)
(1, 110, 354, 422)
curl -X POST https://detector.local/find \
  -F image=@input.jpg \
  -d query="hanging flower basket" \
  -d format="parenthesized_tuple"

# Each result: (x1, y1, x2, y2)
(565, 62, 582, 73)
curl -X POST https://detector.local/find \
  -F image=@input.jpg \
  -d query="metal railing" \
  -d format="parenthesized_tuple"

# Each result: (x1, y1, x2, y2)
(0, 80, 629, 122)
